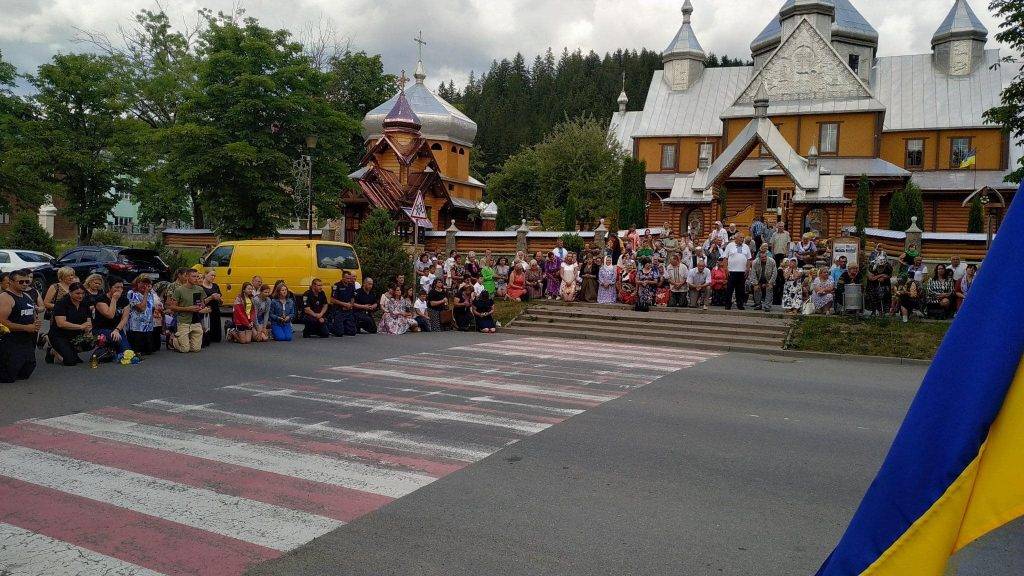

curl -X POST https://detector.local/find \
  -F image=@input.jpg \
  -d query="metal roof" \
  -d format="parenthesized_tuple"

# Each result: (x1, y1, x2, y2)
(645, 173, 679, 190)
(932, 0, 988, 46)
(698, 116, 818, 191)
(873, 49, 1005, 131)
(449, 197, 479, 210)
(729, 157, 908, 179)
(608, 111, 642, 152)
(910, 170, 1018, 191)
(363, 73, 477, 147)
(751, 0, 878, 54)
(382, 91, 421, 131)
(663, 0, 705, 61)
(721, 95, 885, 119)
(631, 68, 752, 137)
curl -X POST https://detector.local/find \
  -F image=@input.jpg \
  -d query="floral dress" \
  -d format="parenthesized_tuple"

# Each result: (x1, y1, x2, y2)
(378, 295, 412, 335)
(636, 267, 660, 309)
(617, 267, 637, 305)
(544, 258, 562, 297)
(526, 268, 544, 300)
(597, 265, 617, 304)
(782, 269, 804, 311)
(810, 278, 834, 312)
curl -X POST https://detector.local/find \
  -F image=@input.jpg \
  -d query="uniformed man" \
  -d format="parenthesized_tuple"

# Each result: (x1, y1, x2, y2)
(328, 272, 358, 337)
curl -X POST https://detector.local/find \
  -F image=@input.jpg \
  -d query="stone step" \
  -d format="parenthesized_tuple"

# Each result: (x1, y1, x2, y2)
(538, 299, 789, 320)
(520, 311, 790, 338)
(511, 319, 781, 347)
(524, 306, 791, 331)
(502, 325, 785, 355)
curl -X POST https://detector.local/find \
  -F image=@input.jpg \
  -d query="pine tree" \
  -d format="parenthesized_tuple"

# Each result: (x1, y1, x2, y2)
(563, 192, 579, 231)
(905, 182, 925, 230)
(618, 157, 646, 230)
(968, 195, 984, 233)
(855, 174, 870, 241)
(718, 187, 728, 220)
(353, 209, 412, 300)
(0, 212, 57, 256)
(888, 187, 910, 231)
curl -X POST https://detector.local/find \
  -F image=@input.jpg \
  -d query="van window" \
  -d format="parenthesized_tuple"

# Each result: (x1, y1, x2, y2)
(317, 244, 358, 270)
(205, 246, 234, 267)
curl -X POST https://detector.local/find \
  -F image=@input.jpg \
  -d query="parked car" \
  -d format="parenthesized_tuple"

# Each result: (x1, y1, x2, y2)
(0, 249, 55, 273)
(203, 240, 361, 304)
(32, 246, 170, 295)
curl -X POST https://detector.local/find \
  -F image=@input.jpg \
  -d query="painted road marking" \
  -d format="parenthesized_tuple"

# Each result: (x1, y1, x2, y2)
(0, 522, 164, 576)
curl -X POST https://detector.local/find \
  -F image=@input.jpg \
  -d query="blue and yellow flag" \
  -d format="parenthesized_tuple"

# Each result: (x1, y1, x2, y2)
(816, 180, 1024, 576)
(959, 150, 978, 169)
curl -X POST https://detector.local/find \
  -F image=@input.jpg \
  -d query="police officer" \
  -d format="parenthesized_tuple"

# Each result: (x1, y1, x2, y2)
(352, 278, 379, 334)
(328, 272, 358, 337)
(0, 269, 42, 383)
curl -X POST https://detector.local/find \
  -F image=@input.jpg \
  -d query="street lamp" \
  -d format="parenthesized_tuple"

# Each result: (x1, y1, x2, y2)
(293, 134, 318, 239)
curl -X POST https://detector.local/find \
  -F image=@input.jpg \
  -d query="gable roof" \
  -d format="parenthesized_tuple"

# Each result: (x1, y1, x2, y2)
(631, 67, 751, 138)
(752, 0, 878, 54)
(696, 116, 817, 192)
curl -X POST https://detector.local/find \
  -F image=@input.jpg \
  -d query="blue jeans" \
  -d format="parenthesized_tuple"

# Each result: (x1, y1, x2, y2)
(271, 322, 293, 341)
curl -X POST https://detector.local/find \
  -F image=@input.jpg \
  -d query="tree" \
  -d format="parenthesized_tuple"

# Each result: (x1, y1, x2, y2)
(888, 187, 910, 231)
(905, 182, 925, 230)
(0, 212, 57, 256)
(323, 50, 396, 167)
(563, 192, 579, 231)
(718, 187, 729, 220)
(167, 9, 359, 239)
(968, 195, 985, 233)
(353, 208, 412, 299)
(855, 174, 870, 241)
(617, 157, 646, 230)
(21, 53, 141, 242)
(0, 50, 50, 215)
(984, 0, 1024, 184)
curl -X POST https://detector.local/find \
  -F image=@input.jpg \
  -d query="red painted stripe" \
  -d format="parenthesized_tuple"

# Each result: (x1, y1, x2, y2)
(281, 382, 566, 424)
(1, 423, 391, 523)
(95, 406, 464, 477)
(0, 474, 277, 576)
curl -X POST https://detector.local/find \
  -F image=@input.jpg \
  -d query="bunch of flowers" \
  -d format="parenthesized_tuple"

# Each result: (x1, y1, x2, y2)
(72, 333, 97, 352)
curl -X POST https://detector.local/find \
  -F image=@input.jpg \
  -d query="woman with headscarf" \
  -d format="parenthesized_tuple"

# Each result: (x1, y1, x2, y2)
(810, 268, 835, 315)
(544, 252, 562, 299)
(598, 256, 618, 304)
(617, 260, 637, 305)
(581, 254, 599, 303)
(635, 258, 659, 312)
(525, 260, 544, 300)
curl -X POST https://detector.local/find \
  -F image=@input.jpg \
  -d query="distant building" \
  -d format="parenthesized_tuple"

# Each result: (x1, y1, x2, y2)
(610, 0, 1019, 242)
(346, 58, 491, 242)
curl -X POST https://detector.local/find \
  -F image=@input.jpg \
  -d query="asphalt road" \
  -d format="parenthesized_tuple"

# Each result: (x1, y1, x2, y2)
(1, 332, 1020, 575)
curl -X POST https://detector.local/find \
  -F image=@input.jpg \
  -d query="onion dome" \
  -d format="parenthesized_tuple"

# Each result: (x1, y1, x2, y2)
(382, 90, 421, 132)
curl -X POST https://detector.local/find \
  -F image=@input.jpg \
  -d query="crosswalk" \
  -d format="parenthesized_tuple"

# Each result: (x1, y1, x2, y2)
(0, 337, 718, 575)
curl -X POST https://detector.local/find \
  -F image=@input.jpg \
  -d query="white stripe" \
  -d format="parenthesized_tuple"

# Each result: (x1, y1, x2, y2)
(338, 366, 615, 403)
(350, 382, 586, 417)
(0, 522, 164, 576)
(225, 383, 555, 434)
(484, 338, 718, 364)
(36, 413, 434, 499)
(384, 355, 642, 386)
(469, 340, 696, 368)
(136, 400, 495, 462)
(449, 344, 680, 371)
(0, 443, 341, 551)
(516, 336, 721, 358)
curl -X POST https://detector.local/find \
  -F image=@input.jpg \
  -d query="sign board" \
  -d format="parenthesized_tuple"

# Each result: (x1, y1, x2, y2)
(411, 191, 427, 219)
(832, 236, 860, 265)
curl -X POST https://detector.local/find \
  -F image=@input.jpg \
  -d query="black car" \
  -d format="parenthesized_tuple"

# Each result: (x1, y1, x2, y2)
(33, 246, 170, 294)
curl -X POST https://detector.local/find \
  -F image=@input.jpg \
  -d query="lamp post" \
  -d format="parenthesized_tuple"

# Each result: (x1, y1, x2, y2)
(293, 134, 318, 239)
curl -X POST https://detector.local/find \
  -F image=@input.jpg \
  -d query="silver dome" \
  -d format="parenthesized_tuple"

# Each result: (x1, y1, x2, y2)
(751, 0, 878, 54)
(362, 69, 477, 147)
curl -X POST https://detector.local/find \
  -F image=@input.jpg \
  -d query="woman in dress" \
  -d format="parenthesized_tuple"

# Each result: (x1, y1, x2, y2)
(925, 264, 954, 319)
(544, 252, 562, 299)
(605, 235, 621, 267)
(559, 253, 580, 301)
(464, 254, 482, 281)
(453, 284, 475, 331)
(525, 260, 544, 300)
(781, 259, 804, 313)
(268, 281, 295, 342)
(378, 284, 416, 335)
(494, 257, 510, 299)
(426, 279, 449, 332)
(480, 259, 496, 296)
(710, 258, 728, 306)
(42, 266, 78, 317)
(794, 234, 818, 267)
(506, 264, 527, 302)
(200, 270, 223, 346)
(955, 264, 977, 312)
(617, 260, 637, 305)
(810, 268, 835, 315)
(635, 258, 660, 312)
(472, 290, 497, 334)
(598, 256, 618, 304)
(581, 255, 599, 303)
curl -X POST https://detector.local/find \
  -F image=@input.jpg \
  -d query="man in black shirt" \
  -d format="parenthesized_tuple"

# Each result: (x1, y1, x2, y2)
(0, 269, 41, 382)
(353, 277, 378, 334)
(302, 279, 330, 338)
(328, 272, 357, 337)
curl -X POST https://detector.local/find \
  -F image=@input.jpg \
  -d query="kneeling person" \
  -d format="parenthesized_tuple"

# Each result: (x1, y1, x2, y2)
(353, 278, 378, 334)
(302, 279, 330, 338)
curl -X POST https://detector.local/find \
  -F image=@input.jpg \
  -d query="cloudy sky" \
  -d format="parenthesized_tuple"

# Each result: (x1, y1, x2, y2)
(0, 0, 1012, 92)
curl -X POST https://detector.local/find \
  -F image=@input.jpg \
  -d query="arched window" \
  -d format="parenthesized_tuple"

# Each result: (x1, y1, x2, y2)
(458, 148, 465, 155)
(685, 208, 704, 238)
(803, 208, 827, 236)
(451, 145, 457, 153)
(431, 143, 442, 151)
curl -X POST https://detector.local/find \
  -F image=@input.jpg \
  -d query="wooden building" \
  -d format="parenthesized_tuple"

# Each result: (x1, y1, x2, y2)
(609, 0, 1019, 242)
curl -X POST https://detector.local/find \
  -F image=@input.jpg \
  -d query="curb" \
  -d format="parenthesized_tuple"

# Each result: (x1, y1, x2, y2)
(773, 348, 932, 366)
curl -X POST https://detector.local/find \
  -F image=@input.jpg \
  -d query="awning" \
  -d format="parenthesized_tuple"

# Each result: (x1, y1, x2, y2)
(402, 207, 433, 229)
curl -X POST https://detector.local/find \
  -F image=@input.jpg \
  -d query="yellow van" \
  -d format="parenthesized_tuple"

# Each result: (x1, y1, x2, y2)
(202, 239, 361, 303)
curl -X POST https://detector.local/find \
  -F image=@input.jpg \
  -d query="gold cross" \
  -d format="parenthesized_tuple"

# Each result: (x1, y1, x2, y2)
(398, 69, 409, 91)
(414, 31, 427, 61)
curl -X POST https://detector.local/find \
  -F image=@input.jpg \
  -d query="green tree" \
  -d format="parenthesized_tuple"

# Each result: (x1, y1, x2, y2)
(167, 10, 359, 239)
(984, 0, 1024, 183)
(0, 50, 51, 215)
(323, 50, 396, 168)
(718, 187, 728, 220)
(889, 187, 910, 231)
(21, 53, 141, 242)
(563, 192, 579, 231)
(968, 195, 985, 233)
(905, 181, 925, 230)
(353, 208, 412, 299)
(541, 207, 564, 231)
(617, 157, 646, 230)
(855, 174, 870, 241)
(0, 212, 57, 256)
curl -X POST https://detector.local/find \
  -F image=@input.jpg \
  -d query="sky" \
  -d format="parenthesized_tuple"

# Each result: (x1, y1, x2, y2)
(0, 0, 1013, 94)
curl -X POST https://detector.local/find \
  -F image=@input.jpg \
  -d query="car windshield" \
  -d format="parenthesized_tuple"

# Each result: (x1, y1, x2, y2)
(15, 252, 51, 263)
(317, 245, 358, 270)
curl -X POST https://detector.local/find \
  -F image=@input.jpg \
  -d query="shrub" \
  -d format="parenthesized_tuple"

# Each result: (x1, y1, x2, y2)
(560, 233, 585, 254)
(541, 207, 564, 231)
(354, 209, 413, 299)
(888, 187, 910, 231)
(90, 228, 125, 246)
(0, 212, 58, 256)
(968, 196, 984, 233)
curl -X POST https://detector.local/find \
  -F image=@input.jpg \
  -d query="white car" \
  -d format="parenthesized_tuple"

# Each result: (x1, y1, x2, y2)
(0, 249, 55, 273)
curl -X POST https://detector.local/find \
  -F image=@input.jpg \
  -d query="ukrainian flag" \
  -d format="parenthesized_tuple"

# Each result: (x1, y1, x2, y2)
(816, 180, 1024, 576)
(960, 150, 978, 169)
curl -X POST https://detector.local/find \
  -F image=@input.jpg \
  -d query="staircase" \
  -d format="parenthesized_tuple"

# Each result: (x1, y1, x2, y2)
(505, 302, 792, 355)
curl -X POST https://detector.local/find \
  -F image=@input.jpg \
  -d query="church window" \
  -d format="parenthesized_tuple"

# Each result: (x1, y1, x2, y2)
(431, 143, 442, 151)
(803, 208, 827, 236)
(905, 139, 924, 169)
(950, 138, 971, 168)
(698, 142, 714, 163)
(848, 54, 860, 74)
(458, 148, 465, 155)
(451, 145, 457, 153)
(765, 189, 780, 211)
(660, 144, 677, 171)
(448, 184, 454, 191)
(0, 213, 9, 225)
(819, 123, 839, 155)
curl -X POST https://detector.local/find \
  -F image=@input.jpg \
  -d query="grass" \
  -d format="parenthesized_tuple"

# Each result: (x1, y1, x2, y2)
(786, 315, 951, 360)
(494, 299, 529, 326)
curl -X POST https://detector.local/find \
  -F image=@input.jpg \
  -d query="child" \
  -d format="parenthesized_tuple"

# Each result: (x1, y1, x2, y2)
(413, 289, 431, 332)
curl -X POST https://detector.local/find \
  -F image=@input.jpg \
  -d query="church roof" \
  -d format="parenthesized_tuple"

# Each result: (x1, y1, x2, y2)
(751, 0, 878, 54)
(663, 0, 705, 61)
(932, 0, 988, 45)
(631, 67, 751, 137)
(382, 91, 421, 131)
(608, 110, 642, 151)
(363, 69, 477, 147)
